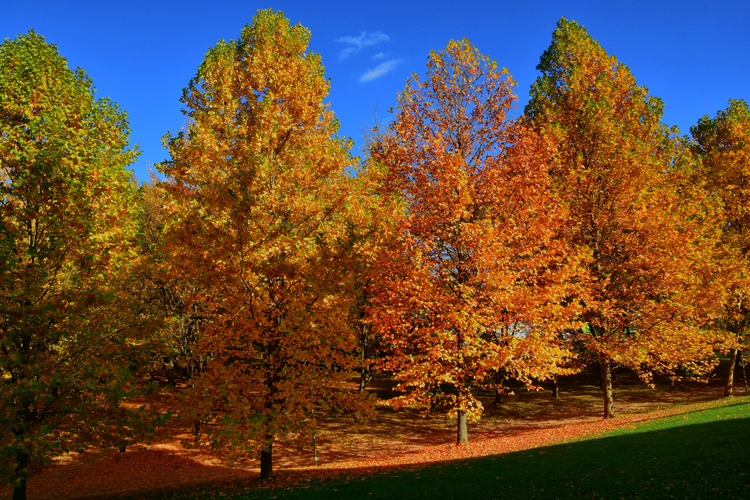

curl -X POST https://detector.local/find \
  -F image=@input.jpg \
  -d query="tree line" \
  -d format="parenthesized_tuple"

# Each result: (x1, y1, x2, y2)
(2, 10, 749, 499)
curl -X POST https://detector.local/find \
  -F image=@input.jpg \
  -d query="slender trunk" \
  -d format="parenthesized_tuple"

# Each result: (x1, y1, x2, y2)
(358, 365, 371, 392)
(13, 450, 29, 500)
(456, 410, 468, 445)
(193, 421, 201, 445)
(260, 437, 273, 479)
(552, 375, 559, 399)
(600, 357, 615, 418)
(725, 348, 739, 397)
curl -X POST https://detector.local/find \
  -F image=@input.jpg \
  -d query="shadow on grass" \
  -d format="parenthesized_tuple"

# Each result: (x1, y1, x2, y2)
(197, 410, 750, 499)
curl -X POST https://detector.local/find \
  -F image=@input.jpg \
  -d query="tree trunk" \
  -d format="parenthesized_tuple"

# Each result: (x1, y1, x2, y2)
(493, 386, 503, 406)
(13, 450, 29, 500)
(456, 410, 468, 445)
(725, 348, 739, 397)
(193, 421, 201, 445)
(600, 357, 615, 418)
(260, 437, 273, 480)
(358, 365, 372, 392)
(552, 375, 559, 398)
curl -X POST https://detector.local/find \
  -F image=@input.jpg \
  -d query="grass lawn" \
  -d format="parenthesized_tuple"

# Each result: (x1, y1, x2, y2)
(158, 396, 749, 499)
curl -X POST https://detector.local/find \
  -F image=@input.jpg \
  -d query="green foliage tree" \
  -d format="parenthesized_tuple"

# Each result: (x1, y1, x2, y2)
(691, 99, 750, 396)
(158, 10, 371, 479)
(526, 19, 719, 418)
(0, 31, 143, 499)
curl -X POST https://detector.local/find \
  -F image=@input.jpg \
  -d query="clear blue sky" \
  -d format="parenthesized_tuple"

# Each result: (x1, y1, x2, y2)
(3, 0, 749, 182)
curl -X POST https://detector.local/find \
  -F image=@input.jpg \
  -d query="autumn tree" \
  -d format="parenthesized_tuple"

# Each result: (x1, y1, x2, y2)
(370, 40, 580, 445)
(691, 99, 750, 396)
(0, 32, 144, 499)
(526, 19, 719, 418)
(158, 10, 371, 479)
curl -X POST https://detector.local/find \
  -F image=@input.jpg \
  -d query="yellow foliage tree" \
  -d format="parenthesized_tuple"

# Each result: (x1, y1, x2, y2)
(158, 10, 370, 479)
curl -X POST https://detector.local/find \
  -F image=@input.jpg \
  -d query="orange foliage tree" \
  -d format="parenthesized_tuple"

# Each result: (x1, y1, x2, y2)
(691, 99, 750, 396)
(158, 10, 370, 479)
(526, 19, 719, 418)
(370, 40, 580, 445)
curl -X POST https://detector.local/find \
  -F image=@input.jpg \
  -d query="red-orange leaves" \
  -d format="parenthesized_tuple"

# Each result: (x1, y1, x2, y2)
(370, 40, 577, 445)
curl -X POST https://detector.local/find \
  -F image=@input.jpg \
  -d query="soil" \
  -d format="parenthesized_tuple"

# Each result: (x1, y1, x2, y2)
(10, 368, 748, 499)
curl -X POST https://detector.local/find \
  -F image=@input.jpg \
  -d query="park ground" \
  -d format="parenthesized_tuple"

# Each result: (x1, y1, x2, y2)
(10, 366, 750, 499)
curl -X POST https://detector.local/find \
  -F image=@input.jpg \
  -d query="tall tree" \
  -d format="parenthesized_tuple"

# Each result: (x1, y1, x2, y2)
(0, 32, 142, 499)
(526, 19, 718, 418)
(370, 40, 579, 445)
(158, 10, 370, 479)
(691, 99, 750, 396)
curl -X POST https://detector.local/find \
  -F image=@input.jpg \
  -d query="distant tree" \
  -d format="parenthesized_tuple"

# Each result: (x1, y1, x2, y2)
(526, 19, 719, 418)
(158, 10, 372, 479)
(0, 32, 143, 499)
(370, 40, 579, 445)
(134, 183, 203, 386)
(691, 99, 750, 396)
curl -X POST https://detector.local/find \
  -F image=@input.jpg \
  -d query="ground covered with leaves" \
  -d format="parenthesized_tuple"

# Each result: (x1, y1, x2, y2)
(10, 371, 744, 499)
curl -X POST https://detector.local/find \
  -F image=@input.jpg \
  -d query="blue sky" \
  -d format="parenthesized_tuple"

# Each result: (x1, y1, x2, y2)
(3, 1, 749, 182)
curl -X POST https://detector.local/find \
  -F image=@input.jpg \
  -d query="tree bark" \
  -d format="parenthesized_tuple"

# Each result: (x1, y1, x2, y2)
(725, 348, 739, 397)
(358, 365, 372, 392)
(260, 438, 273, 480)
(493, 386, 503, 406)
(457, 410, 468, 445)
(552, 375, 559, 398)
(13, 449, 29, 500)
(600, 357, 615, 418)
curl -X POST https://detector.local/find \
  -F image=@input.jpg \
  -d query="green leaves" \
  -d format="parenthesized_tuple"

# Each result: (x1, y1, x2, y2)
(1, 30, 144, 497)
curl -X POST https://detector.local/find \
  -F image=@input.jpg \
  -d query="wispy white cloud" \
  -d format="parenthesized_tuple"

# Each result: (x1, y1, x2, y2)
(372, 51, 390, 61)
(335, 31, 390, 61)
(360, 58, 401, 83)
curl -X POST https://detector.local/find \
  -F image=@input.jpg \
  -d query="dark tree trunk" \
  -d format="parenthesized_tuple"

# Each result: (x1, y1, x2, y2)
(13, 450, 29, 500)
(457, 410, 468, 445)
(193, 421, 201, 445)
(552, 375, 559, 398)
(493, 385, 503, 406)
(740, 351, 748, 392)
(358, 365, 372, 392)
(260, 438, 273, 480)
(725, 348, 739, 397)
(600, 357, 615, 418)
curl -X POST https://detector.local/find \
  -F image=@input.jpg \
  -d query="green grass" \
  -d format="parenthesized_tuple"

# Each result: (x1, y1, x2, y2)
(156, 397, 750, 499)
